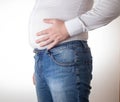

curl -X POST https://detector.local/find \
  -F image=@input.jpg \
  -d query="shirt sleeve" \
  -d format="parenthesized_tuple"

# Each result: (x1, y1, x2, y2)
(65, 0, 120, 36)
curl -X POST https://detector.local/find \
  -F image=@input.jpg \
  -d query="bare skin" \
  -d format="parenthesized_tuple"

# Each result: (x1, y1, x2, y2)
(35, 19, 70, 50)
(33, 19, 70, 85)
(33, 73, 36, 85)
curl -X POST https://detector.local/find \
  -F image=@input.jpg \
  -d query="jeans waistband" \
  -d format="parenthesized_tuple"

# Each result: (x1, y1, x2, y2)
(33, 40, 88, 54)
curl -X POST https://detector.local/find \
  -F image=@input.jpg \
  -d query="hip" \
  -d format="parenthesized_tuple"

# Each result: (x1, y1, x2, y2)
(34, 40, 92, 67)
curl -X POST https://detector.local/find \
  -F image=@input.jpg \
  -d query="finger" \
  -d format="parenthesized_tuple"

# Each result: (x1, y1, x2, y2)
(35, 36, 49, 43)
(36, 29, 49, 36)
(43, 19, 56, 24)
(39, 39, 54, 47)
(47, 40, 58, 50)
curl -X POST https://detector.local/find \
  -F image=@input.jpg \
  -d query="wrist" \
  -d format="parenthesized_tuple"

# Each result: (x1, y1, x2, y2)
(65, 17, 86, 36)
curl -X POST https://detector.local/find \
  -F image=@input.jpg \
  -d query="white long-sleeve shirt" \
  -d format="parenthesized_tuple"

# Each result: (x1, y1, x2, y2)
(29, 0, 120, 49)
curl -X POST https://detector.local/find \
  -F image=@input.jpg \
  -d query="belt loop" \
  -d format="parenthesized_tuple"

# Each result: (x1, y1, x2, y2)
(81, 41, 87, 48)
(46, 49, 51, 56)
(33, 48, 38, 54)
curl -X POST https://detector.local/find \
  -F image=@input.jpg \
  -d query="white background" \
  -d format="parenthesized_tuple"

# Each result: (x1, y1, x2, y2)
(0, 0, 119, 102)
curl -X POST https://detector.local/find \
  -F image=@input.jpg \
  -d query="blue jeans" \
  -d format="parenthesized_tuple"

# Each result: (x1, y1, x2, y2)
(33, 40, 92, 102)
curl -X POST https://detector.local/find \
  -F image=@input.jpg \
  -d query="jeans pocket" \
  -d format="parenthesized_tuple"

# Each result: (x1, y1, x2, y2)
(48, 48, 76, 67)
(48, 48, 92, 68)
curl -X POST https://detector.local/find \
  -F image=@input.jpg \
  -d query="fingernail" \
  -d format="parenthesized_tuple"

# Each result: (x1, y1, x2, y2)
(40, 44, 43, 47)
(36, 33, 39, 36)
(43, 19, 46, 21)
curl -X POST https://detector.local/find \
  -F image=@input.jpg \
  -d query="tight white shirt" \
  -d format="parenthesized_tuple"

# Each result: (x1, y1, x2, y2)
(29, 0, 120, 49)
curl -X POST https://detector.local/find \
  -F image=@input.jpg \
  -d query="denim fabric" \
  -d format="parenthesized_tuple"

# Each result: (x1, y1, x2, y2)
(34, 40, 93, 102)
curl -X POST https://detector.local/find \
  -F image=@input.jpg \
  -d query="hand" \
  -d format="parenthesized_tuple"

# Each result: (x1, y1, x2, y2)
(32, 73, 35, 85)
(35, 19, 70, 50)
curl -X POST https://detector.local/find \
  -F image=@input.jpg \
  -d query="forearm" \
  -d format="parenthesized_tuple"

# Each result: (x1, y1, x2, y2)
(65, 0, 120, 36)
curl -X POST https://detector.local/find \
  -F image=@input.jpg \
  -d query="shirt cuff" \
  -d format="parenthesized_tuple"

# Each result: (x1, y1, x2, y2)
(65, 17, 86, 36)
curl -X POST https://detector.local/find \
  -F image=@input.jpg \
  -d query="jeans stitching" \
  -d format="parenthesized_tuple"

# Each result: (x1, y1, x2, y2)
(48, 52, 75, 66)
